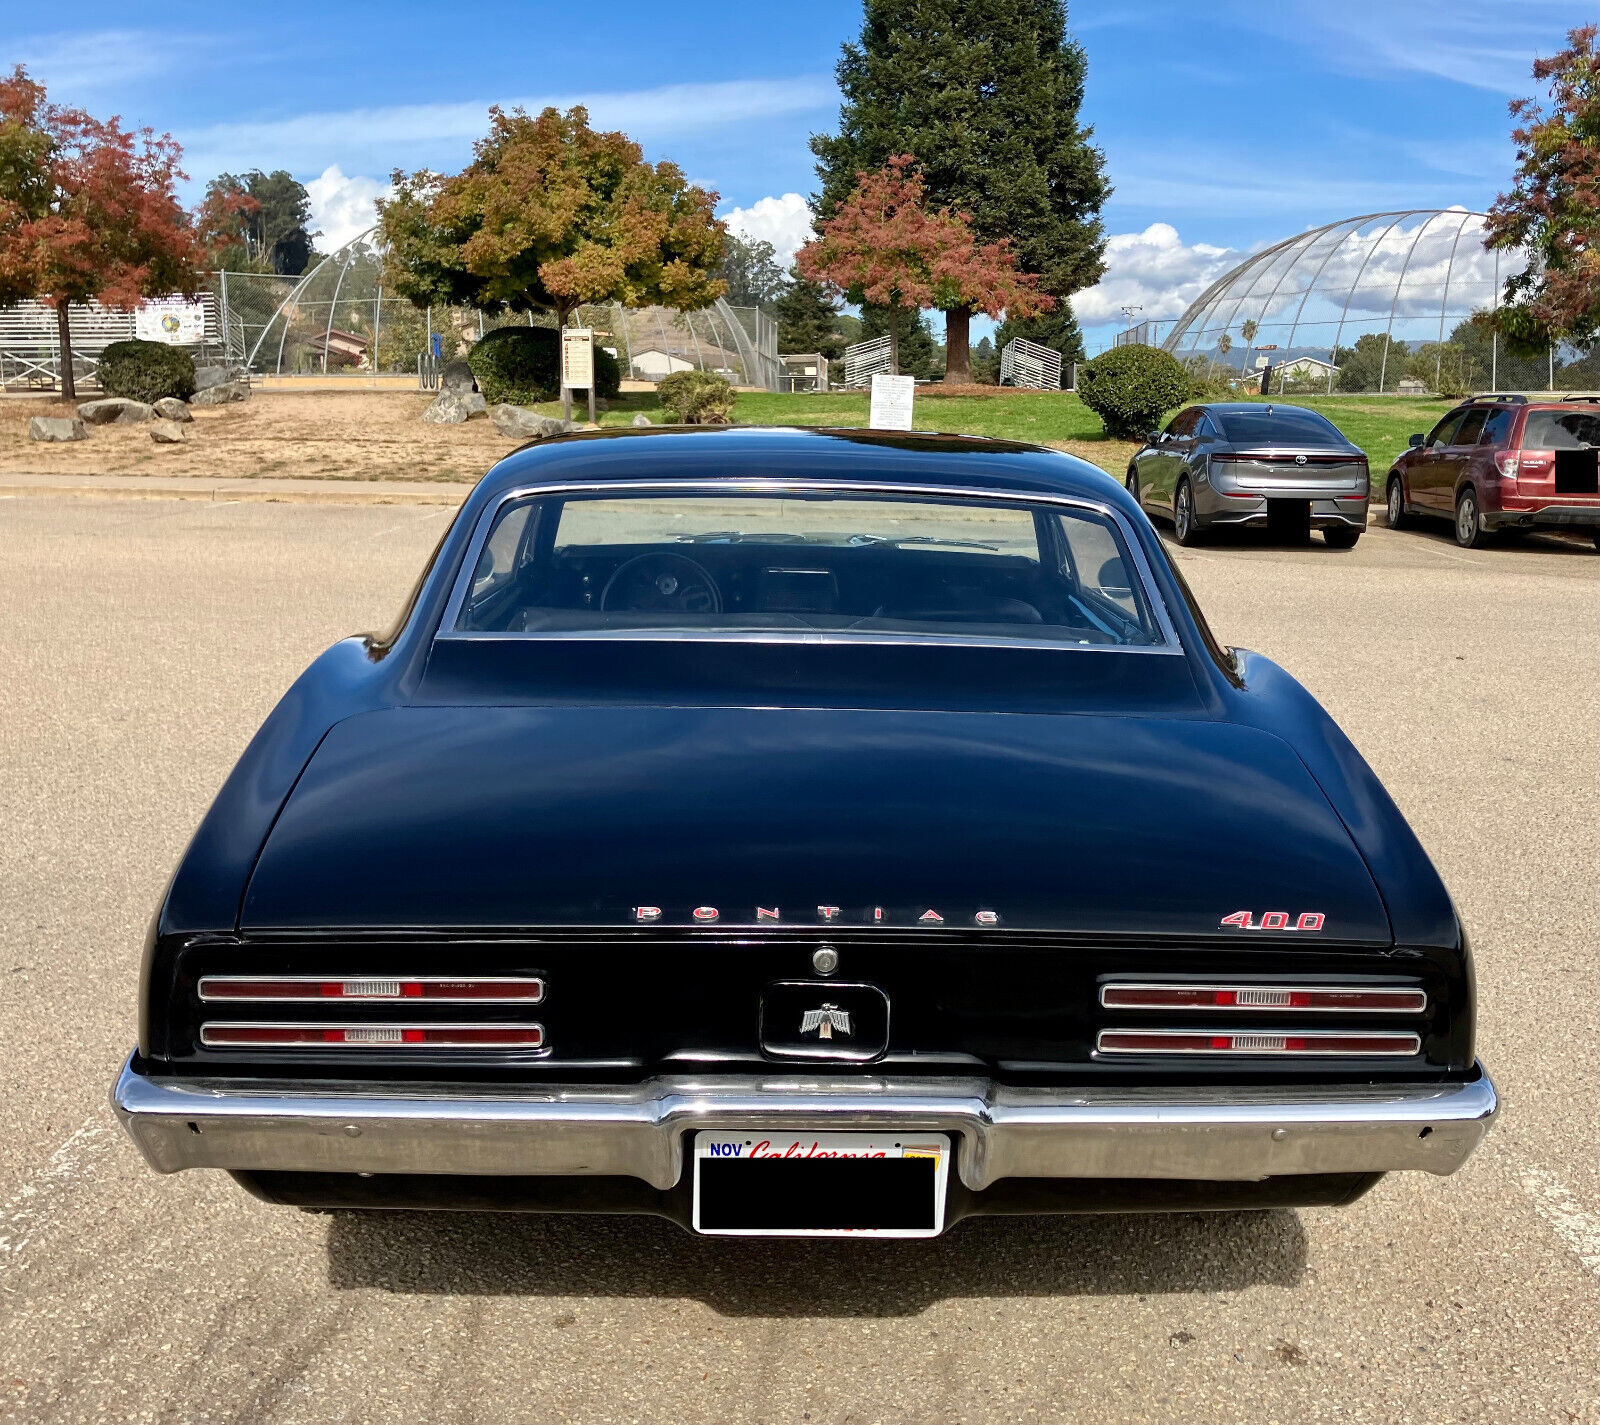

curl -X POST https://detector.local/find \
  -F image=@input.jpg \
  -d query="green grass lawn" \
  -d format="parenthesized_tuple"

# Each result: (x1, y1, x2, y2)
(543, 388, 1455, 487)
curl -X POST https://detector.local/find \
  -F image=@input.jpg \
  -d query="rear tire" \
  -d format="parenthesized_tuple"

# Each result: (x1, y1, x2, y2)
(1454, 486, 1490, 549)
(1323, 527, 1361, 549)
(1125, 467, 1140, 503)
(1591, 529, 1600, 552)
(1173, 479, 1203, 546)
(1386, 475, 1408, 530)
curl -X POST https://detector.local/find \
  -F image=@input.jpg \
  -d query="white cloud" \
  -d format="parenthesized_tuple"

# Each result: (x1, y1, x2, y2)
(180, 75, 836, 184)
(305, 166, 390, 252)
(721, 193, 815, 267)
(1073, 224, 1247, 325)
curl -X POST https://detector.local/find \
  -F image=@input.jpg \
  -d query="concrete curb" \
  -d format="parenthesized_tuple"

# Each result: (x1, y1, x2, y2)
(0, 475, 472, 507)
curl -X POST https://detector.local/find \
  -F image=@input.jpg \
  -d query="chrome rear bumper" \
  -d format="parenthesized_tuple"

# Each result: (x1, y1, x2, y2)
(112, 1056, 1496, 1191)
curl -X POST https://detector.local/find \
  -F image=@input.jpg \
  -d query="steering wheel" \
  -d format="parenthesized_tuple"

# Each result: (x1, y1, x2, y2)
(599, 552, 723, 614)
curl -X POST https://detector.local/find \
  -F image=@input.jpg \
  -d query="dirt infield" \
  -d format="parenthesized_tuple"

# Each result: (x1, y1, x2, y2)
(0, 391, 515, 485)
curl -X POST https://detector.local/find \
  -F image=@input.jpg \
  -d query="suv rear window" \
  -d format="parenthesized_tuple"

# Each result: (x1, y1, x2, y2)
(1215, 408, 1345, 445)
(1522, 409, 1600, 450)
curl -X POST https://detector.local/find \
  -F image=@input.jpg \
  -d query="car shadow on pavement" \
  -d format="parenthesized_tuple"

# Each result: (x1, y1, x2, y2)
(326, 1208, 1307, 1316)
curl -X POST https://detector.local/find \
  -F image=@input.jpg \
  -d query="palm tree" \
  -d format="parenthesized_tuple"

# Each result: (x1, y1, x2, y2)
(1217, 333, 1234, 372)
(1240, 319, 1259, 377)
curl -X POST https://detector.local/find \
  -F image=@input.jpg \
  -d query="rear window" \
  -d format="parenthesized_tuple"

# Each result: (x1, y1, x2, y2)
(453, 490, 1166, 648)
(1523, 409, 1600, 450)
(1215, 408, 1345, 445)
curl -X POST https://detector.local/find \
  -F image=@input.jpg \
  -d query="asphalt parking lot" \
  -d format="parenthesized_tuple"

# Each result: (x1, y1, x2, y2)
(0, 494, 1594, 1424)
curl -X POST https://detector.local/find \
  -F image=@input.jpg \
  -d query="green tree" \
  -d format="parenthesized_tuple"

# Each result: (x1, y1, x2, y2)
(774, 266, 845, 359)
(379, 105, 726, 332)
(719, 231, 786, 309)
(199, 169, 316, 274)
(993, 302, 1085, 387)
(1484, 25, 1598, 355)
(971, 334, 998, 383)
(1334, 333, 1405, 393)
(812, 0, 1109, 382)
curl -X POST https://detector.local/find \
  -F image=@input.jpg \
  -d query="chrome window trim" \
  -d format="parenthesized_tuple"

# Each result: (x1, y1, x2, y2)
(198, 975, 546, 1005)
(434, 479, 1184, 655)
(1099, 982, 1427, 1015)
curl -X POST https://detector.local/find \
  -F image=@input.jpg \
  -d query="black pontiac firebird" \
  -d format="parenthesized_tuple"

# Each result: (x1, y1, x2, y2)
(113, 426, 1496, 1238)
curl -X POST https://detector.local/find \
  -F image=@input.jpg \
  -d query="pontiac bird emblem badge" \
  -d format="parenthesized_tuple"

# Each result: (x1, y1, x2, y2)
(800, 1003, 853, 1040)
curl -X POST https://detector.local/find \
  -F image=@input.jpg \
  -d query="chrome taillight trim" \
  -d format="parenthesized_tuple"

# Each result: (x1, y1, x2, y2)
(1099, 982, 1427, 1014)
(197, 975, 545, 1004)
(199, 1021, 546, 1049)
(1096, 1029, 1421, 1056)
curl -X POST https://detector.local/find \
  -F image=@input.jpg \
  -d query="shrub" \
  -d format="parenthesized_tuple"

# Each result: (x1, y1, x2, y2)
(655, 370, 736, 424)
(467, 326, 559, 405)
(593, 344, 621, 399)
(1077, 344, 1191, 439)
(97, 340, 196, 403)
(467, 326, 623, 404)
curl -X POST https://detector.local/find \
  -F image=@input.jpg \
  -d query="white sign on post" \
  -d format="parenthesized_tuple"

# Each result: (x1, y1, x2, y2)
(135, 298, 206, 345)
(561, 328, 595, 390)
(869, 372, 916, 431)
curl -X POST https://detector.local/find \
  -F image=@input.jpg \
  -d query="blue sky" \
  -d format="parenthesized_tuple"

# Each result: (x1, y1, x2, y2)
(4, 0, 1583, 345)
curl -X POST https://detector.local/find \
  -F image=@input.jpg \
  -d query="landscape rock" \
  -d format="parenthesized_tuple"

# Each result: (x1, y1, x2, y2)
(28, 415, 87, 442)
(631, 414, 652, 427)
(193, 364, 244, 392)
(439, 360, 477, 394)
(150, 419, 188, 444)
(77, 397, 155, 425)
(153, 397, 193, 422)
(422, 388, 486, 424)
(490, 404, 569, 439)
(190, 381, 251, 407)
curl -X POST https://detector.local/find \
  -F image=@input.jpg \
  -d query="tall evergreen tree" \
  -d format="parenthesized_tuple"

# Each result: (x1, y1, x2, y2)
(774, 266, 846, 359)
(812, 0, 1109, 382)
(719, 231, 786, 309)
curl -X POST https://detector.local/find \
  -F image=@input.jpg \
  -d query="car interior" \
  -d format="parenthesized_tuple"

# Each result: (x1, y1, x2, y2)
(455, 496, 1160, 647)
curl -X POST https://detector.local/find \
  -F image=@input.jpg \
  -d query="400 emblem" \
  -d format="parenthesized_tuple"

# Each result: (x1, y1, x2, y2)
(1220, 910, 1325, 932)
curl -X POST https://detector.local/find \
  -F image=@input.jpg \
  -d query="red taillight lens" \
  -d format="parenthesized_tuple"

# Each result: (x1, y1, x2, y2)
(1494, 451, 1519, 479)
(198, 976, 544, 1003)
(1100, 984, 1426, 1013)
(1096, 1029, 1420, 1056)
(199, 1022, 545, 1048)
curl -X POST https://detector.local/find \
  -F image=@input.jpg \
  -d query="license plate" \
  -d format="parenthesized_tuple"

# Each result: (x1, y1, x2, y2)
(691, 1131, 951, 1237)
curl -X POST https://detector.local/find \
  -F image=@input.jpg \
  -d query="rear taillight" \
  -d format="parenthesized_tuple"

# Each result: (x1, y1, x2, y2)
(1100, 984, 1426, 1013)
(198, 976, 545, 1003)
(199, 1022, 545, 1049)
(1507, 448, 1555, 478)
(1097, 1029, 1420, 1056)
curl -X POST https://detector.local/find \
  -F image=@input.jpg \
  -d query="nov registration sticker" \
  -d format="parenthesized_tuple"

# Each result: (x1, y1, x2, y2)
(691, 1131, 951, 1237)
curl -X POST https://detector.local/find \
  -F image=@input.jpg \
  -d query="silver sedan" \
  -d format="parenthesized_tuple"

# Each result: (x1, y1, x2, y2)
(1126, 402, 1370, 548)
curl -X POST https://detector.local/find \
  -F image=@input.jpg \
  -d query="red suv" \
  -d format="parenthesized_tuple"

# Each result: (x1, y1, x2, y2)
(1386, 394, 1600, 549)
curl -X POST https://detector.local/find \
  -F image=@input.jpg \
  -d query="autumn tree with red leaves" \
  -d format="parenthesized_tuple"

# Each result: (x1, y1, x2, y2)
(1484, 25, 1599, 355)
(378, 106, 726, 333)
(0, 67, 207, 401)
(796, 156, 1052, 380)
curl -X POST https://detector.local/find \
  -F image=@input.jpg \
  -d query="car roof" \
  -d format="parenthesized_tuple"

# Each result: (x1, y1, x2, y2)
(477, 425, 1123, 503)
(1198, 402, 1329, 416)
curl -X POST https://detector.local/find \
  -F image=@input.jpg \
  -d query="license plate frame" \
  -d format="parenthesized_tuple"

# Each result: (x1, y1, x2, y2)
(691, 1130, 951, 1237)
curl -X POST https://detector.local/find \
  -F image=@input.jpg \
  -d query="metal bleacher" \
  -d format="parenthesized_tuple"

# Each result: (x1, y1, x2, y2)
(0, 293, 222, 391)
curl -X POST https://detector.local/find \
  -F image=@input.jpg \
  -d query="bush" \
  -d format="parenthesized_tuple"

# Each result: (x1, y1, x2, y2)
(466, 326, 623, 404)
(1077, 344, 1191, 439)
(467, 326, 559, 405)
(655, 370, 736, 424)
(97, 340, 196, 403)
